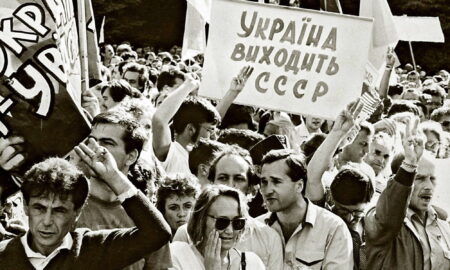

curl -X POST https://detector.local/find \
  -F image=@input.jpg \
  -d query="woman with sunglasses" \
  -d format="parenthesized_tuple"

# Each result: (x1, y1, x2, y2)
(170, 185, 265, 269)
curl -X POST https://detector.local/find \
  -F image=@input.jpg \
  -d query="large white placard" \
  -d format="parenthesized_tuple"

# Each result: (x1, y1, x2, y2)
(199, 0, 373, 119)
(394, 16, 444, 43)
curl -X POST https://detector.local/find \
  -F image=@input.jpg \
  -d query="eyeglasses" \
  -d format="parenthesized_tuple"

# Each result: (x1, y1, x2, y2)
(333, 205, 365, 219)
(207, 215, 246, 231)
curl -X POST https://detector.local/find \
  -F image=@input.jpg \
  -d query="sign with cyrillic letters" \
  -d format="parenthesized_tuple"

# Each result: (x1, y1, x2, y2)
(200, 0, 373, 119)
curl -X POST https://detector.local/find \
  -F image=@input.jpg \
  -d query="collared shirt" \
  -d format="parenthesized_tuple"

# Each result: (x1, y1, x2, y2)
(257, 199, 353, 270)
(407, 208, 450, 270)
(20, 231, 73, 270)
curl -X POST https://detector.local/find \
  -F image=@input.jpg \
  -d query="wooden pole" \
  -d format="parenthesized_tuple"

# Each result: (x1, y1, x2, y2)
(77, 0, 89, 93)
(408, 41, 416, 71)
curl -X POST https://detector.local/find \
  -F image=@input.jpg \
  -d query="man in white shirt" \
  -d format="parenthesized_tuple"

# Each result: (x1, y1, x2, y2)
(295, 115, 325, 144)
(152, 75, 221, 175)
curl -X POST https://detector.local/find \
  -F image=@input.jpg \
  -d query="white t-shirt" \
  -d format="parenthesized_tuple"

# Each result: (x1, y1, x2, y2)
(162, 141, 191, 175)
(170, 242, 265, 270)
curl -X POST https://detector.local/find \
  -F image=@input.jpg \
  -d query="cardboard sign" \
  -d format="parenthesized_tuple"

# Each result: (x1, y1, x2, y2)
(199, 0, 373, 119)
(0, 0, 91, 174)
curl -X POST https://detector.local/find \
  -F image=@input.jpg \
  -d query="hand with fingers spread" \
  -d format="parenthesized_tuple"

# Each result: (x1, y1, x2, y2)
(203, 230, 223, 270)
(0, 136, 26, 172)
(229, 66, 254, 94)
(331, 99, 363, 135)
(402, 117, 424, 166)
(74, 138, 134, 196)
(74, 138, 121, 181)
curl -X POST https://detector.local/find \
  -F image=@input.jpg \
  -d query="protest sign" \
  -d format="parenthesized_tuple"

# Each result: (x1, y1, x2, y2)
(199, 0, 373, 119)
(0, 0, 91, 174)
(393, 16, 444, 43)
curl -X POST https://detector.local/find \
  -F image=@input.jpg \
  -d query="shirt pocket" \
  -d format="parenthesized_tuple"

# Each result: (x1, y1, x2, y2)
(294, 250, 324, 270)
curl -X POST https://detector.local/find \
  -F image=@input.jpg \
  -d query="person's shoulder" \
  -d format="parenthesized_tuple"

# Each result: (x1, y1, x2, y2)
(312, 203, 347, 228)
(255, 212, 271, 224)
(248, 218, 279, 237)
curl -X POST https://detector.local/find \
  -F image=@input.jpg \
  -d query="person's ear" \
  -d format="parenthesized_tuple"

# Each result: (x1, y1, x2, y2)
(295, 179, 304, 195)
(125, 149, 139, 166)
(186, 123, 197, 137)
(198, 163, 209, 178)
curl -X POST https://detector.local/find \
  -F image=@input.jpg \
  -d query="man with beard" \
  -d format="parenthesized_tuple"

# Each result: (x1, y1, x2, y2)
(152, 75, 221, 174)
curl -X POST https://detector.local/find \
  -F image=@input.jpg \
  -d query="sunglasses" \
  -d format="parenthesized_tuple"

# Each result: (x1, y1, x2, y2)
(207, 215, 246, 231)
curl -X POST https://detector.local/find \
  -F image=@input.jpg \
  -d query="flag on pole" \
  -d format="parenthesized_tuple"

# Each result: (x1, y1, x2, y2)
(360, 0, 399, 71)
(99, 16, 105, 44)
(85, 0, 102, 80)
(182, 0, 210, 60)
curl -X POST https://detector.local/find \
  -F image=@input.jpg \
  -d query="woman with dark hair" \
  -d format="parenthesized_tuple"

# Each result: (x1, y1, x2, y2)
(156, 175, 200, 236)
(170, 185, 265, 269)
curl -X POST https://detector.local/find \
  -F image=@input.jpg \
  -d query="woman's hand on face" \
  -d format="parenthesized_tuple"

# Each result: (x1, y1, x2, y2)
(204, 230, 222, 270)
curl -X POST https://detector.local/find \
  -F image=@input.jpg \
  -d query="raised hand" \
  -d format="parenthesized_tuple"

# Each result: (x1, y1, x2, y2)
(229, 66, 254, 94)
(203, 230, 222, 270)
(374, 118, 397, 136)
(74, 138, 121, 182)
(386, 47, 396, 68)
(0, 136, 25, 171)
(402, 117, 424, 165)
(332, 99, 363, 134)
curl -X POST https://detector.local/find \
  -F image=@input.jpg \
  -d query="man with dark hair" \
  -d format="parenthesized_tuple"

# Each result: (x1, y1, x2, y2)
(73, 110, 172, 270)
(430, 106, 450, 132)
(219, 104, 256, 130)
(152, 75, 221, 174)
(101, 80, 141, 112)
(122, 63, 149, 93)
(0, 154, 171, 270)
(217, 128, 265, 150)
(175, 144, 284, 270)
(387, 100, 421, 118)
(257, 149, 353, 269)
(188, 138, 227, 188)
(156, 70, 185, 93)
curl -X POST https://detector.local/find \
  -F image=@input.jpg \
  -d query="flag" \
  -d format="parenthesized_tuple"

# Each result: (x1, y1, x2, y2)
(99, 16, 105, 44)
(360, 0, 399, 70)
(85, 0, 102, 80)
(0, 0, 91, 174)
(181, 1, 208, 59)
(320, 0, 342, 13)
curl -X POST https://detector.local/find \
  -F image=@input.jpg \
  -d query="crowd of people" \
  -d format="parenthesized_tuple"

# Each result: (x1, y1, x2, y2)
(0, 39, 449, 270)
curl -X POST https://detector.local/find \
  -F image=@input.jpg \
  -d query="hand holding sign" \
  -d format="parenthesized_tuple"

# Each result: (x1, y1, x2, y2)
(229, 66, 254, 95)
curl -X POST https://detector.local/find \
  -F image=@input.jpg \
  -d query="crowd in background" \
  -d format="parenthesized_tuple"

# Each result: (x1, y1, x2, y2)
(0, 39, 450, 270)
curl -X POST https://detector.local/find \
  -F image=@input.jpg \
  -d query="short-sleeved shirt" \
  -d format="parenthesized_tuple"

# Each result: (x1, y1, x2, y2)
(257, 199, 354, 270)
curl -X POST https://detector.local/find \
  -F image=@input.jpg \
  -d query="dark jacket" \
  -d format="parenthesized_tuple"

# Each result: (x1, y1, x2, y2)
(365, 168, 423, 270)
(0, 192, 171, 270)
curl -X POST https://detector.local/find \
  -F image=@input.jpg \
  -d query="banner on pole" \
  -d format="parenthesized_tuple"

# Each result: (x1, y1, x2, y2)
(85, 0, 102, 80)
(199, 0, 373, 119)
(0, 0, 91, 174)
